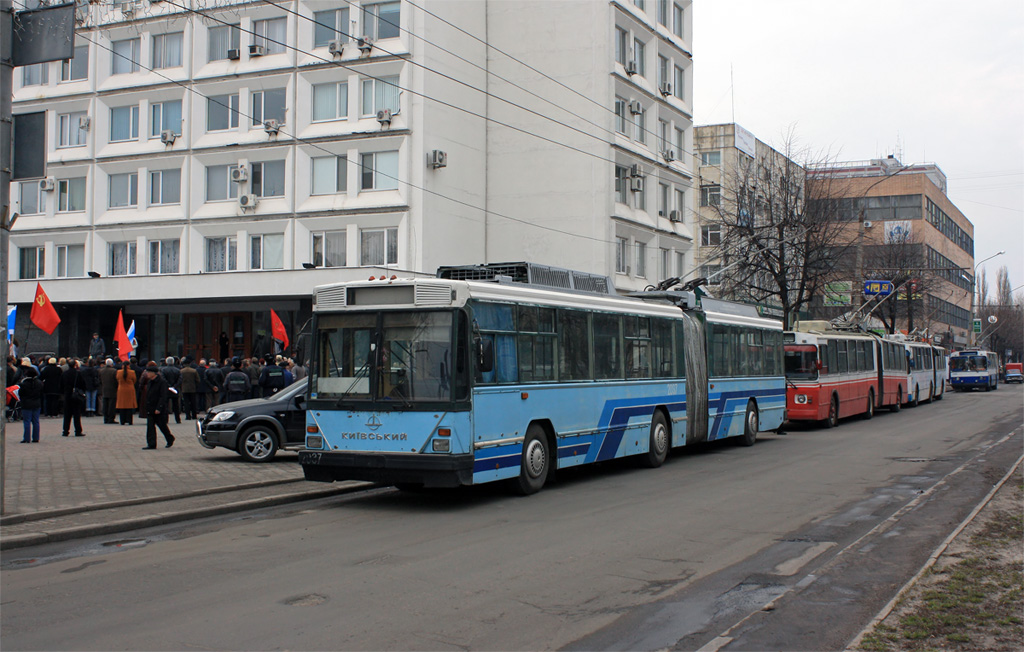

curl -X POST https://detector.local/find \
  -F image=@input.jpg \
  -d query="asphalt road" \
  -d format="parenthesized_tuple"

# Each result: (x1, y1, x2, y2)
(2, 386, 1022, 651)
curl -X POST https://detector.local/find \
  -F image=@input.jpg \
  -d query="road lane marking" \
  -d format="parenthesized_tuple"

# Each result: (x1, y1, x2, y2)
(772, 542, 836, 576)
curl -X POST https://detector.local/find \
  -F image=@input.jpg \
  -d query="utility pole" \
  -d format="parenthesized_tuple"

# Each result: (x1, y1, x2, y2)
(1, 0, 14, 516)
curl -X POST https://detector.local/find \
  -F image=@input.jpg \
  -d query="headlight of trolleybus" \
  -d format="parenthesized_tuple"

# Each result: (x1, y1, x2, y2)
(794, 394, 810, 404)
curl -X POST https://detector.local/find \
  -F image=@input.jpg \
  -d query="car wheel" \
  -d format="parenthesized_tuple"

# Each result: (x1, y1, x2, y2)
(514, 424, 551, 495)
(238, 424, 278, 463)
(640, 411, 670, 466)
(738, 400, 758, 446)
(862, 390, 874, 420)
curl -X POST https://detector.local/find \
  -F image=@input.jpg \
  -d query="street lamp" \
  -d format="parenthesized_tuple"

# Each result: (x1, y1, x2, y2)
(970, 250, 1005, 346)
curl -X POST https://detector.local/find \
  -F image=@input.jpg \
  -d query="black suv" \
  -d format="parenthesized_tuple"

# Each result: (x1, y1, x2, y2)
(196, 379, 307, 462)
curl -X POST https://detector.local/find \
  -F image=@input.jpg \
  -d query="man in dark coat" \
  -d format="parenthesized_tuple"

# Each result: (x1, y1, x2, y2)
(205, 361, 225, 407)
(142, 363, 175, 449)
(88, 332, 106, 359)
(180, 358, 199, 420)
(258, 354, 288, 398)
(160, 356, 183, 424)
(223, 359, 252, 404)
(59, 359, 86, 436)
(18, 365, 44, 442)
(40, 358, 62, 417)
(99, 359, 119, 423)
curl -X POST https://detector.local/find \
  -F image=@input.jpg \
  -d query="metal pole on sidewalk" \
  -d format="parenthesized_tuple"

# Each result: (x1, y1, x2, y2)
(1, 0, 14, 516)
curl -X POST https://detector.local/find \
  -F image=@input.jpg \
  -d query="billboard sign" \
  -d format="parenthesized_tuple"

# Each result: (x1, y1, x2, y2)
(734, 123, 757, 159)
(884, 221, 912, 244)
(823, 281, 852, 306)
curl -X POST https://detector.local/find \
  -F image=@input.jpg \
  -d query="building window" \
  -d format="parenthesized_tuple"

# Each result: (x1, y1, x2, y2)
(675, 188, 686, 213)
(659, 183, 669, 216)
(658, 55, 669, 88)
(56, 244, 85, 278)
(633, 105, 646, 144)
(149, 239, 180, 274)
(205, 237, 237, 272)
(20, 181, 42, 215)
(676, 251, 685, 276)
(19, 247, 45, 280)
(311, 156, 348, 195)
(633, 0, 646, 12)
(674, 127, 684, 158)
(22, 63, 48, 86)
(312, 82, 348, 122)
(360, 151, 399, 191)
(58, 178, 87, 212)
(253, 17, 288, 55)
(657, 0, 669, 26)
(207, 94, 240, 132)
(108, 172, 138, 209)
(632, 38, 646, 77)
(701, 224, 722, 246)
(614, 97, 627, 135)
(672, 3, 684, 38)
(661, 248, 671, 279)
(208, 24, 241, 62)
(250, 234, 284, 270)
(360, 75, 400, 116)
(701, 150, 722, 166)
(360, 228, 398, 266)
(150, 169, 181, 205)
(206, 165, 238, 202)
(251, 89, 287, 126)
(110, 105, 139, 142)
(314, 8, 351, 48)
(700, 185, 721, 207)
(658, 120, 669, 153)
(363, 1, 400, 40)
(150, 100, 182, 138)
(60, 45, 89, 82)
(673, 65, 684, 100)
(615, 27, 628, 66)
(614, 165, 628, 204)
(109, 242, 137, 277)
(701, 264, 722, 286)
(635, 179, 646, 211)
(111, 38, 140, 75)
(615, 237, 629, 274)
(152, 32, 183, 69)
(635, 241, 647, 278)
(58, 111, 88, 148)
(252, 161, 286, 197)
(311, 231, 347, 268)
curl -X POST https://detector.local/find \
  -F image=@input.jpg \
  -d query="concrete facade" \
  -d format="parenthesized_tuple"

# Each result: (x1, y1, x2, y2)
(7, 0, 695, 361)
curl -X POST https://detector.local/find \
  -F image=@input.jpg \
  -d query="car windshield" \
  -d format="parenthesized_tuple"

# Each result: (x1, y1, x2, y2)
(784, 345, 818, 380)
(313, 310, 466, 406)
(265, 378, 306, 400)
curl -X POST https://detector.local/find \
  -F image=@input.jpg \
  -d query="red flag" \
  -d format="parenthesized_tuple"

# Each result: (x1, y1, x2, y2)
(114, 310, 133, 361)
(30, 283, 61, 335)
(270, 309, 289, 350)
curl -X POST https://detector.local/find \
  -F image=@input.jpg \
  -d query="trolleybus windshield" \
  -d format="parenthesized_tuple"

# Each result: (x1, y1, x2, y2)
(784, 345, 818, 380)
(950, 355, 988, 372)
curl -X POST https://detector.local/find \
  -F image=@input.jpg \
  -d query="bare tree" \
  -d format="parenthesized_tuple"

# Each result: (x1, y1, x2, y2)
(703, 134, 854, 328)
(859, 229, 934, 334)
(982, 266, 1023, 363)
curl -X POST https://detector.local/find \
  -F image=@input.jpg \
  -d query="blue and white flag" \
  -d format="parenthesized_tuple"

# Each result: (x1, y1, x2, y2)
(6, 305, 15, 342)
(127, 320, 138, 351)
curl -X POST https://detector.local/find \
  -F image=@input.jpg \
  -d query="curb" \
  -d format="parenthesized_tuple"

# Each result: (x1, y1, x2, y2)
(0, 477, 304, 526)
(0, 481, 374, 551)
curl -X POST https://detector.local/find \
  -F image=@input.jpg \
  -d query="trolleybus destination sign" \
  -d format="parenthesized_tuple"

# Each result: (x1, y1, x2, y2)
(863, 280, 894, 296)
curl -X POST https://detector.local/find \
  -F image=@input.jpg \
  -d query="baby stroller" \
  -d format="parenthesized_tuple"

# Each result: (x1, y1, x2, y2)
(5, 385, 20, 422)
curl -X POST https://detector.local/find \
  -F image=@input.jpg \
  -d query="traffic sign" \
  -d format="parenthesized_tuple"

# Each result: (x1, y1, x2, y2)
(973, 319, 982, 333)
(864, 280, 894, 297)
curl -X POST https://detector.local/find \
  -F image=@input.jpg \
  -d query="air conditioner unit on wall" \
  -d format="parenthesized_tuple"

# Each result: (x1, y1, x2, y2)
(659, 82, 672, 96)
(625, 60, 638, 75)
(328, 39, 344, 56)
(78, 115, 91, 131)
(427, 150, 447, 169)
(864, 221, 873, 228)
(227, 48, 241, 60)
(39, 177, 56, 191)
(630, 177, 644, 192)
(160, 130, 176, 144)
(358, 36, 373, 54)
(263, 119, 281, 135)
(249, 44, 265, 57)
(669, 210, 682, 222)
(628, 100, 643, 115)
(376, 109, 392, 126)
(629, 163, 642, 177)
(662, 150, 676, 162)
(230, 165, 248, 182)
(239, 194, 259, 209)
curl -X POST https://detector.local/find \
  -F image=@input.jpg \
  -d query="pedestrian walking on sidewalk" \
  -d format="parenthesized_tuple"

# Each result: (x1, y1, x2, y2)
(180, 358, 199, 420)
(116, 362, 137, 425)
(60, 360, 86, 437)
(18, 366, 43, 443)
(142, 362, 175, 449)
(99, 359, 118, 423)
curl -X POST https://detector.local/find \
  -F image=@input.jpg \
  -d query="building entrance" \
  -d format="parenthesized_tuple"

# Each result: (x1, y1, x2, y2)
(184, 313, 252, 363)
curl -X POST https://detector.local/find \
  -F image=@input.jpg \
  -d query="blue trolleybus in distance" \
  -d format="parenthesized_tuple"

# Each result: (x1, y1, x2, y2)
(298, 263, 786, 495)
(949, 349, 999, 392)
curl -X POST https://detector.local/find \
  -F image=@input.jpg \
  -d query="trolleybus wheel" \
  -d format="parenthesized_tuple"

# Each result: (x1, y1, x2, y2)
(738, 401, 758, 447)
(514, 424, 551, 495)
(911, 385, 920, 407)
(890, 387, 902, 412)
(862, 390, 874, 420)
(641, 411, 670, 466)
(238, 425, 278, 463)
(824, 396, 839, 429)
(935, 387, 944, 400)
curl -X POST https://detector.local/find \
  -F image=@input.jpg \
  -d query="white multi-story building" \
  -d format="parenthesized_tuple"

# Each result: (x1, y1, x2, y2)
(7, 0, 694, 361)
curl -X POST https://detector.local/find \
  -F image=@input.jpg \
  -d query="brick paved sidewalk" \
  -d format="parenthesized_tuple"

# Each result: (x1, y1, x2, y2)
(2, 413, 304, 517)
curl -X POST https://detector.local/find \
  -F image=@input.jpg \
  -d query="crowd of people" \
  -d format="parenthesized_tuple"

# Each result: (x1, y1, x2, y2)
(5, 352, 306, 447)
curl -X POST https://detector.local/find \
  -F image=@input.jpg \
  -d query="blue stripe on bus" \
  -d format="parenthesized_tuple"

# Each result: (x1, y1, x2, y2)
(595, 398, 687, 462)
(708, 387, 786, 440)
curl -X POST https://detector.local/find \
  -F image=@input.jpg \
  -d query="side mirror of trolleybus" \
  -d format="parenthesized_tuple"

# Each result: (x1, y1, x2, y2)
(476, 337, 494, 373)
(816, 360, 823, 371)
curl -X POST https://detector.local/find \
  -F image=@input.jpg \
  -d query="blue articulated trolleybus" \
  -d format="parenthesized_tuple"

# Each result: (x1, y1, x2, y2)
(298, 263, 786, 494)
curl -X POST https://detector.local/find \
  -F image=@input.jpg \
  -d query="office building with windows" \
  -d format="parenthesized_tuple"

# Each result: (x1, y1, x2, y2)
(7, 0, 694, 361)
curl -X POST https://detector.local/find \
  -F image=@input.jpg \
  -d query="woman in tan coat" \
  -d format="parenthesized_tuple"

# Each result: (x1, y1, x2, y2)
(115, 363, 137, 425)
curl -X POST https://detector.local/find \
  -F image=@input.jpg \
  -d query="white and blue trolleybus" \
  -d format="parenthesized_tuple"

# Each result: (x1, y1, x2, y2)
(298, 263, 786, 494)
(949, 349, 999, 392)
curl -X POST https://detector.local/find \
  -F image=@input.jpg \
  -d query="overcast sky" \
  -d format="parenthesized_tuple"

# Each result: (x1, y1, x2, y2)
(692, 0, 1024, 299)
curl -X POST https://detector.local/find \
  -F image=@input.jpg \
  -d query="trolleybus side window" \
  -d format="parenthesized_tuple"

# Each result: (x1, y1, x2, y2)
(473, 301, 517, 384)
(652, 318, 676, 378)
(625, 316, 652, 379)
(836, 339, 849, 373)
(593, 313, 623, 380)
(828, 341, 838, 374)
(818, 343, 829, 374)
(558, 309, 591, 380)
(516, 305, 556, 382)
